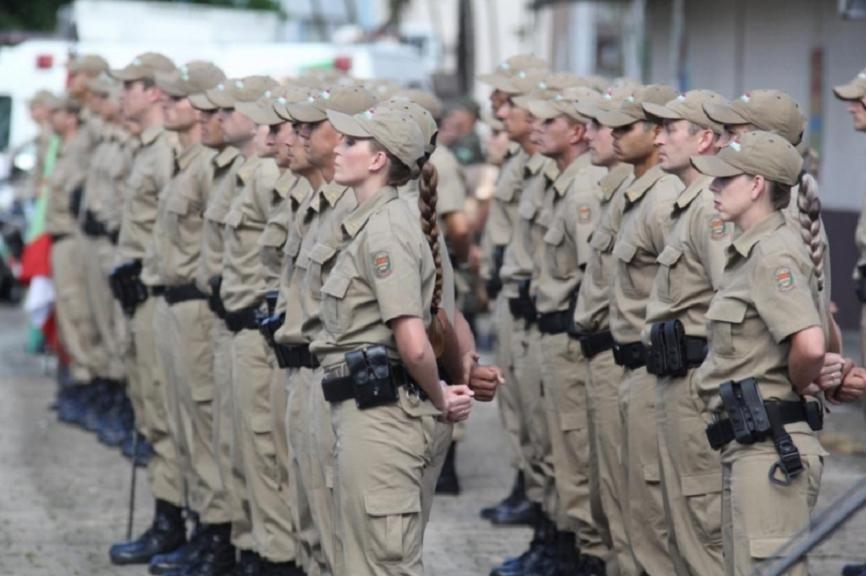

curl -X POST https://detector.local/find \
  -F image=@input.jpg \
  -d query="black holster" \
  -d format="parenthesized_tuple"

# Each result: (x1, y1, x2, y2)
(109, 260, 147, 316)
(646, 319, 707, 378)
(857, 265, 866, 303)
(486, 245, 505, 300)
(345, 345, 399, 409)
(207, 276, 226, 319)
(82, 209, 107, 237)
(508, 279, 537, 325)
(257, 312, 283, 350)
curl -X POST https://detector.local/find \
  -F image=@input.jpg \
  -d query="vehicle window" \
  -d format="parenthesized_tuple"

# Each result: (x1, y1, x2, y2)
(0, 96, 10, 153)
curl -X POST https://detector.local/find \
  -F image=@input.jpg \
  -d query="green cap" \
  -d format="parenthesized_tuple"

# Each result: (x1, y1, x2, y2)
(691, 130, 803, 186)
(328, 105, 426, 169)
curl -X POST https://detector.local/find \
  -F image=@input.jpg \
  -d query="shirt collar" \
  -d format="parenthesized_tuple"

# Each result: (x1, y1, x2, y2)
(322, 181, 351, 207)
(140, 124, 163, 147)
(341, 186, 397, 239)
(598, 164, 632, 203)
(552, 152, 592, 197)
(525, 152, 547, 176)
(673, 175, 713, 213)
(176, 142, 204, 171)
(728, 211, 787, 261)
(237, 154, 261, 185)
(214, 145, 240, 168)
(624, 164, 666, 207)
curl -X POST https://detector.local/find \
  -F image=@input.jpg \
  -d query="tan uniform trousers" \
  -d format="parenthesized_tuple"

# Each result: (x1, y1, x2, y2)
(421, 420, 454, 526)
(511, 320, 556, 516)
(619, 366, 674, 576)
(586, 349, 637, 576)
(493, 292, 526, 474)
(51, 235, 104, 383)
(330, 387, 437, 576)
(133, 295, 183, 506)
(228, 332, 254, 552)
(231, 328, 296, 562)
(84, 235, 127, 381)
(656, 370, 723, 576)
(212, 320, 237, 520)
(163, 299, 230, 524)
(721, 432, 824, 576)
(539, 332, 606, 558)
(269, 353, 297, 561)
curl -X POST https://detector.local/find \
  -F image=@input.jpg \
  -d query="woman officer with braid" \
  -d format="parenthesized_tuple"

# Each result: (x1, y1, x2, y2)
(310, 103, 474, 576)
(690, 131, 834, 576)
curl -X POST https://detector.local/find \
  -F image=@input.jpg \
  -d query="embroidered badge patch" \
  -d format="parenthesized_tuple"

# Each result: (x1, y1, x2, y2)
(775, 266, 794, 291)
(578, 204, 592, 223)
(373, 251, 392, 278)
(709, 215, 728, 240)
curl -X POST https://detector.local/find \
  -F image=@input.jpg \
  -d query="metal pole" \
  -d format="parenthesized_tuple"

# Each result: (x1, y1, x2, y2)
(125, 432, 139, 540)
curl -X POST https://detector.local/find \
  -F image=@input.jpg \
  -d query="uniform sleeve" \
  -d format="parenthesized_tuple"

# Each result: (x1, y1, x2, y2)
(154, 142, 175, 193)
(565, 187, 600, 268)
(432, 149, 467, 216)
(751, 252, 821, 344)
(645, 183, 678, 255)
(693, 200, 732, 290)
(364, 216, 427, 323)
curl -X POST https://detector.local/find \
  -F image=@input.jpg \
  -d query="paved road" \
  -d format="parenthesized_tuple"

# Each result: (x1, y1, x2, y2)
(0, 304, 865, 576)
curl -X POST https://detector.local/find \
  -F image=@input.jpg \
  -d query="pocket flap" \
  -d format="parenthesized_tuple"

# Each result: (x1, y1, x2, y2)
(681, 471, 722, 497)
(518, 199, 538, 221)
(559, 411, 585, 432)
(250, 412, 272, 433)
(706, 298, 748, 323)
(590, 229, 614, 252)
(364, 489, 421, 517)
(543, 222, 566, 246)
(167, 193, 190, 216)
(225, 208, 244, 228)
(321, 273, 351, 299)
(613, 240, 637, 263)
(749, 537, 789, 560)
(657, 245, 683, 267)
(258, 225, 286, 249)
(309, 242, 338, 265)
(643, 463, 661, 483)
(283, 232, 301, 258)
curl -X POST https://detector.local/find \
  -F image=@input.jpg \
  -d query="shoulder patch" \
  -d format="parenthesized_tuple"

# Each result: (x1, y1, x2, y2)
(709, 215, 729, 240)
(578, 204, 592, 223)
(372, 251, 392, 278)
(774, 266, 794, 292)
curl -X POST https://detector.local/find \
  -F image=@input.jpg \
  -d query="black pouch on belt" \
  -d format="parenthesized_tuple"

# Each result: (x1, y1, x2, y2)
(857, 265, 866, 303)
(662, 319, 688, 377)
(718, 378, 771, 446)
(346, 345, 398, 409)
(646, 322, 667, 376)
(208, 276, 226, 318)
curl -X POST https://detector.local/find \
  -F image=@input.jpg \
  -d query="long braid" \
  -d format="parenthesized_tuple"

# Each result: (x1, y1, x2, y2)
(797, 172, 825, 291)
(419, 161, 447, 356)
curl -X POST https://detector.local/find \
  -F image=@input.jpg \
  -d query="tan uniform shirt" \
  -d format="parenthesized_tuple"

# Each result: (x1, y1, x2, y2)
(101, 128, 138, 234)
(221, 156, 280, 312)
(196, 146, 243, 294)
(479, 146, 528, 282)
(609, 165, 683, 343)
(574, 165, 634, 333)
(118, 125, 175, 268)
(430, 145, 467, 217)
(311, 186, 435, 369)
(697, 211, 822, 415)
(148, 142, 216, 287)
(643, 176, 732, 339)
(259, 170, 311, 293)
(500, 153, 556, 298)
(44, 130, 90, 237)
(534, 153, 606, 315)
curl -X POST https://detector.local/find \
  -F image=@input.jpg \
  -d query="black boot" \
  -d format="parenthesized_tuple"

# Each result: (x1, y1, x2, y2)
(481, 471, 525, 520)
(577, 553, 606, 576)
(177, 523, 236, 576)
(149, 520, 209, 574)
(435, 441, 461, 495)
(490, 509, 552, 576)
(234, 550, 261, 576)
(843, 563, 866, 576)
(260, 559, 306, 575)
(83, 379, 114, 432)
(523, 516, 557, 576)
(109, 499, 186, 565)
(555, 531, 579, 575)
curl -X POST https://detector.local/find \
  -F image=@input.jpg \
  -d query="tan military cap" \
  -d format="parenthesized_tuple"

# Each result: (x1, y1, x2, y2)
(272, 86, 318, 121)
(234, 86, 289, 126)
(484, 68, 549, 96)
(53, 95, 83, 114)
(834, 68, 866, 101)
(111, 53, 176, 82)
(575, 82, 640, 120)
(595, 84, 678, 128)
(86, 74, 122, 99)
(365, 79, 402, 101)
(68, 54, 109, 75)
(704, 89, 804, 145)
(478, 53, 549, 87)
(328, 105, 427, 169)
(691, 130, 802, 187)
(156, 61, 226, 98)
(643, 90, 727, 134)
(285, 85, 377, 123)
(29, 89, 56, 107)
(394, 89, 443, 120)
(191, 75, 279, 111)
(526, 90, 601, 124)
(386, 97, 438, 150)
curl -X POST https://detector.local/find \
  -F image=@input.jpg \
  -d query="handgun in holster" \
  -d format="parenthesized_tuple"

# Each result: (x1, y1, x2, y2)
(486, 245, 505, 300)
(345, 345, 399, 409)
(207, 276, 226, 319)
(109, 260, 144, 316)
(257, 312, 284, 350)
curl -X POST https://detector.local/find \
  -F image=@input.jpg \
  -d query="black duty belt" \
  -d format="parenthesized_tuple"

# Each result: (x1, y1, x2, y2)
(164, 283, 207, 305)
(82, 210, 107, 238)
(537, 310, 575, 335)
(612, 340, 646, 370)
(322, 363, 420, 404)
(149, 285, 166, 297)
(576, 330, 615, 359)
(706, 400, 822, 451)
(275, 343, 320, 369)
(225, 305, 260, 333)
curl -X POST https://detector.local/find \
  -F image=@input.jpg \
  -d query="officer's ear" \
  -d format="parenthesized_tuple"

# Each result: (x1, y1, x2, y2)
(749, 174, 768, 202)
(368, 146, 389, 174)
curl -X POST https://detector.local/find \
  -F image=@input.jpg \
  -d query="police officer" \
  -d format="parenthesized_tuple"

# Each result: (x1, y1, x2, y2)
(596, 84, 683, 576)
(108, 52, 187, 566)
(640, 90, 730, 575)
(313, 102, 473, 576)
(692, 131, 829, 576)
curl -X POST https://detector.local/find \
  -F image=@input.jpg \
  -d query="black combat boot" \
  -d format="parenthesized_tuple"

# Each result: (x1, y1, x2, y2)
(435, 441, 461, 495)
(577, 553, 606, 576)
(260, 559, 306, 575)
(149, 519, 208, 574)
(489, 507, 553, 576)
(481, 471, 526, 520)
(234, 550, 261, 576)
(109, 499, 186, 565)
(171, 523, 236, 576)
(555, 530, 579, 575)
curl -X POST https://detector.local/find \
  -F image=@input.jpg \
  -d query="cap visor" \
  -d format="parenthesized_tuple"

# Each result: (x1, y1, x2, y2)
(327, 110, 373, 139)
(110, 67, 146, 82)
(286, 102, 327, 123)
(642, 101, 680, 121)
(703, 102, 747, 125)
(483, 75, 517, 93)
(206, 91, 235, 109)
(691, 155, 744, 178)
(594, 109, 639, 128)
(235, 101, 283, 126)
(833, 83, 865, 101)
(525, 99, 560, 119)
(273, 101, 294, 122)
(189, 93, 217, 111)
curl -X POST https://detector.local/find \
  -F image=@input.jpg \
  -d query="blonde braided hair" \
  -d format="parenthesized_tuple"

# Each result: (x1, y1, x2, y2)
(796, 172, 825, 291)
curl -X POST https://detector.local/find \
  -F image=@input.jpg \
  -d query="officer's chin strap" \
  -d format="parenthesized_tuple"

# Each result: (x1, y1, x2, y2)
(765, 401, 803, 487)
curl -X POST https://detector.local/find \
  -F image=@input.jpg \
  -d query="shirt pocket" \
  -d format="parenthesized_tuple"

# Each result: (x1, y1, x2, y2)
(705, 297, 748, 357)
(224, 207, 244, 230)
(612, 239, 639, 296)
(165, 193, 190, 243)
(308, 242, 339, 300)
(543, 221, 571, 280)
(656, 245, 684, 303)
(320, 271, 352, 335)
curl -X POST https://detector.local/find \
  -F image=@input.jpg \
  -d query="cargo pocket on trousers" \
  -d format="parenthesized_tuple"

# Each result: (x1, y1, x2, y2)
(365, 489, 422, 563)
(681, 472, 723, 544)
(250, 412, 279, 485)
